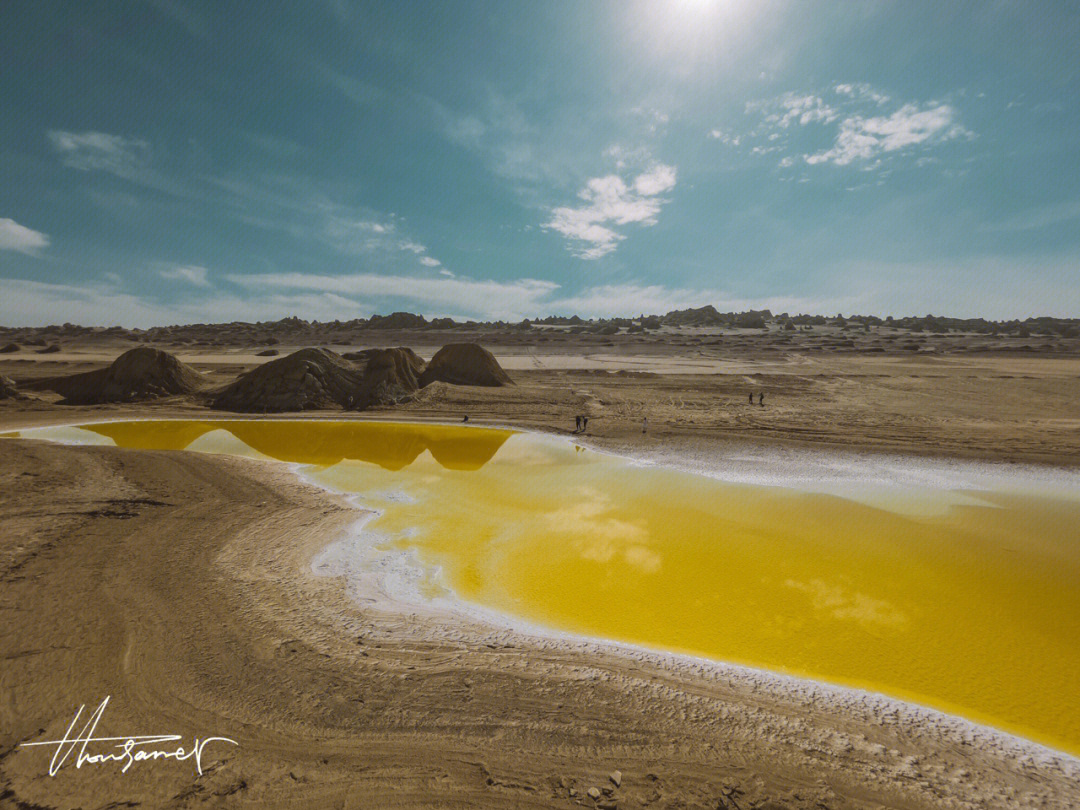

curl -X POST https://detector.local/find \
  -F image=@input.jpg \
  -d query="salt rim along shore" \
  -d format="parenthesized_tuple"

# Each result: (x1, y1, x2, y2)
(16, 416, 1080, 775)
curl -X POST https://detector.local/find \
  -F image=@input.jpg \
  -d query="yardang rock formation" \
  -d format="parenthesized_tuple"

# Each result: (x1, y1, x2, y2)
(40, 347, 204, 404)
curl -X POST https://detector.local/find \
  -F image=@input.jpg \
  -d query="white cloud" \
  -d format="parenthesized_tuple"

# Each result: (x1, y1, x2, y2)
(709, 129, 741, 146)
(227, 271, 562, 321)
(603, 143, 654, 171)
(543, 163, 678, 259)
(159, 264, 211, 287)
(16, 263, 1066, 327)
(0, 218, 49, 255)
(633, 164, 677, 196)
(805, 103, 965, 166)
(631, 106, 670, 134)
(749, 93, 837, 128)
(0, 278, 370, 328)
(309, 214, 452, 270)
(738, 85, 972, 174)
(47, 130, 151, 178)
(835, 83, 890, 105)
(551, 284, 718, 318)
(226, 272, 856, 323)
(321, 217, 396, 253)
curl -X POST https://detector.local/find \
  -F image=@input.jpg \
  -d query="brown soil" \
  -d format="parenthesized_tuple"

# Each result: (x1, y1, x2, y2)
(419, 342, 513, 387)
(2, 439, 1076, 809)
(1, 330, 1079, 808)
(212, 347, 363, 412)
(0, 374, 20, 399)
(352, 346, 427, 409)
(30, 347, 204, 405)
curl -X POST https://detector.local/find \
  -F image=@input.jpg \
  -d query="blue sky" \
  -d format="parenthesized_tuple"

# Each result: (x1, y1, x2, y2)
(1, 0, 1078, 326)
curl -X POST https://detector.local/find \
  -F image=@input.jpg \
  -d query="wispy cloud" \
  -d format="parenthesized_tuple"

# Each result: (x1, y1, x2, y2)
(0, 277, 370, 328)
(429, 88, 599, 199)
(159, 264, 211, 286)
(225, 271, 844, 323)
(747, 92, 838, 128)
(708, 129, 741, 146)
(834, 83, 890, 105)
(0, 218, 49, 255)
(203, 172, 446, 268)
(47, 130, 152, 179)
(631, 105, 670, 134)
(227, 271, 560, 321)
(805, 103, 967, 166)
(18, 264, 1051, 326)
(731, 84, 973, 173)
(983, 200, 1080, 232)
(322, 216, 396, 253)
(543, 163, 678, 259)
(314, 63, 383, 106)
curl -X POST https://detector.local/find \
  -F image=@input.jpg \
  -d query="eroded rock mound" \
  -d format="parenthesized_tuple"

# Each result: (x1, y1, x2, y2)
(354, 347, 426, 409)
(213, 348, 363, 412)
(1, 375, 24, 399)
(0, 343, 19, 354)
(367, 311, 428, 330)
(44, 347, 204, 404)
(419, 343, 512, 387)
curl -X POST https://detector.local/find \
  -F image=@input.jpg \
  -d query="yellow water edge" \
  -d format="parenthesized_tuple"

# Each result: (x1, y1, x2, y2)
(20, 419, 1080, 755)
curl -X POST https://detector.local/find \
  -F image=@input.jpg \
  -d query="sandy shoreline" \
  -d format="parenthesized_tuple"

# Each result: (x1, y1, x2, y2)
(2, 410, 1079, 808)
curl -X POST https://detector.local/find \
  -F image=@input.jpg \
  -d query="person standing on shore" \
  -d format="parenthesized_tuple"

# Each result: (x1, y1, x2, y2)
(759, 392, 765, 407)
(749, 392, 754, 405)
(642, 416, 648, 434)
(574, 415, 581, 432)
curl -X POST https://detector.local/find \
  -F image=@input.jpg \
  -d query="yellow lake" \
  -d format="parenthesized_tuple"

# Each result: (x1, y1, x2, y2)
(13, 419, 1080, 756)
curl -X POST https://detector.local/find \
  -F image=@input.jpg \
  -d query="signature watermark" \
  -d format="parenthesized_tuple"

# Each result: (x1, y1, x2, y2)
(20, 696, 238, 776)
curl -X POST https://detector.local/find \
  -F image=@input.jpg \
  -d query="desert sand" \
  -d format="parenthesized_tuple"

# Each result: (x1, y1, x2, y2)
(2, 324, 1080, 808)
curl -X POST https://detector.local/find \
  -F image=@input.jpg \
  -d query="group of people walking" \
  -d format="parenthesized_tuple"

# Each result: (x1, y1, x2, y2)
(574, 414, 589, 433)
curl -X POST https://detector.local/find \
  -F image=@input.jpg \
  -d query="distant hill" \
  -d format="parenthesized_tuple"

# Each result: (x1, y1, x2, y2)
(1, 310, 1078, 341)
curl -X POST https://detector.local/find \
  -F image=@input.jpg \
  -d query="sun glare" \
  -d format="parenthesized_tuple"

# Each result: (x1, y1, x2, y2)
(630, 0, 754, 62)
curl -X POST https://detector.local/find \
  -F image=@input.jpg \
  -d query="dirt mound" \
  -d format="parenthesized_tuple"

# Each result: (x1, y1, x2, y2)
(213, 347, 363, 412)
(354, 347, 426, 409)
(342, 348, 382, 366)
(344, 347, 425, 372)
(0, 343, 19, 354)
(1, 375, 23, 399)
(43, 347, 204, 404)
(419, 343, 512, 387)
(37, 344, 61, 354)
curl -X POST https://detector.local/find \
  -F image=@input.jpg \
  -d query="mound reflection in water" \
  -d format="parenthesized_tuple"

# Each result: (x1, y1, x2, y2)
(80, 419, 512, 471)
